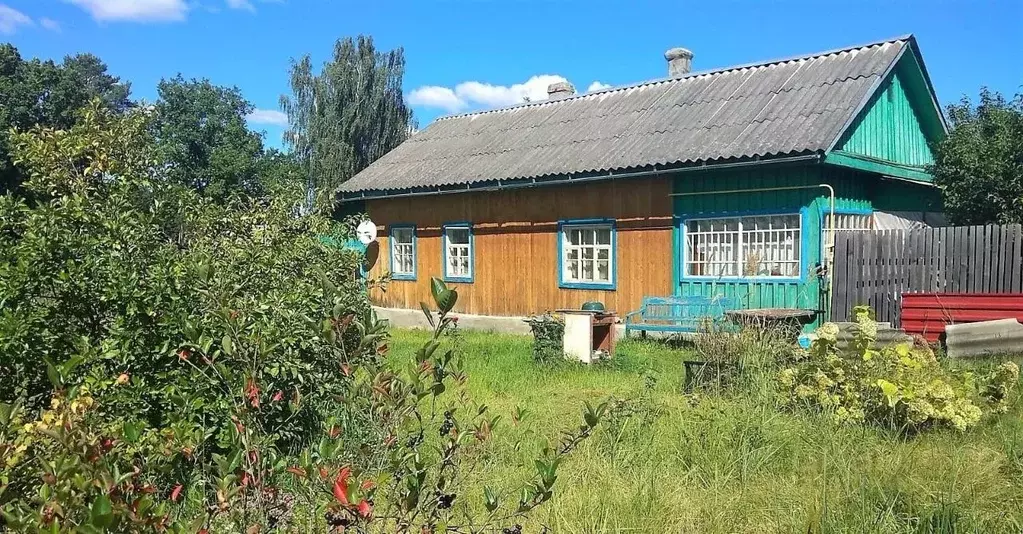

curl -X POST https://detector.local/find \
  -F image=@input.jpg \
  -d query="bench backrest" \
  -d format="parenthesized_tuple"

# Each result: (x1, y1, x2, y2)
(639, 295, 738, 321)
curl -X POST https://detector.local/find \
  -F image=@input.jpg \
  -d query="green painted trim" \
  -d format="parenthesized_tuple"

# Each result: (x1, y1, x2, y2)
(824, 150, 933, 183)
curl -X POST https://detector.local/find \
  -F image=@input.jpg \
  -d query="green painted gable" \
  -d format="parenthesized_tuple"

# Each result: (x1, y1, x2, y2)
(829, 47, 946, 182)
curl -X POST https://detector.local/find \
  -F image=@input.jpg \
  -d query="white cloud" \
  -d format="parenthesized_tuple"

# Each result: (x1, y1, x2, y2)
(65, 0, 189, 22)
(40, 17, 61, 32)
(409, 74, 572, 113)
(0, 4, 32, 34)
(587, 81, 611, 92)
(226, 0, 255, 12)
(407, 86, 465, 113)
(246, 109, 289, 128)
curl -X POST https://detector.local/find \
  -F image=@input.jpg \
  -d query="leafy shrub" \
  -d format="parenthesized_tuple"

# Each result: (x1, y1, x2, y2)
(1, 278, 607, 532)
(0, 105, 607, 532)
(524, 313, 564, 364)
(780, 306, 1019, 432)
(0, 102, 369, 455)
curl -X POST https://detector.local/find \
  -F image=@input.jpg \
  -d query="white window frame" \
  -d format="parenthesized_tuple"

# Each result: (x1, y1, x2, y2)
(683, 213, 803, 280)
(389, 225, 416, 280)
(559, 221, 615, 289)
(442, 223, 473, 283)
(821, 212, 873, 270)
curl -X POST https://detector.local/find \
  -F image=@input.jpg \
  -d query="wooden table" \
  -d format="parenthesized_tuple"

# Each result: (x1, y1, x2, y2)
(724, 308, 818, 336)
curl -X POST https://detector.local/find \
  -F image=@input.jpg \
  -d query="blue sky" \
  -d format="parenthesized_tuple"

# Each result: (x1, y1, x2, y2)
(2, 0, 1021, 149)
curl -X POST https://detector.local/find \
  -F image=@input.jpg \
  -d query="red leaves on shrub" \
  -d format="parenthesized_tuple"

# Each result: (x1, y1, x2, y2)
(377, 344, 389, 355)
(170, 484, 183, 502)
(339, 314, 354, 332)
(332, 466, 352, 505)
(357, 499, 372, 518)
(272, 391, 283, 402)
(244, 378, 260, 409)
(328, 426, 341, 439)
(178, 349, 190, 361)
(360, 479, 375, 491)
(286, 466, 307, 478)
(341, 363, 352, 377)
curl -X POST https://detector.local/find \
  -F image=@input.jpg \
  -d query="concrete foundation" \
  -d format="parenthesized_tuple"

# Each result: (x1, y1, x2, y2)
(373, 306, 533, 335)
(374, 306, 638, 339)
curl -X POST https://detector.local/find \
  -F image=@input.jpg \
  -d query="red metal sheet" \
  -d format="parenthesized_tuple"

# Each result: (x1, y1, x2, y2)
(901, 293, 1023, 342)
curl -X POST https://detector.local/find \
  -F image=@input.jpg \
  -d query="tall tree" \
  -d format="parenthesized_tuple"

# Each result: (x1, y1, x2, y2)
(280, 35, 415, 199)
(0, 44, 131, 192)
(931, 88, 1023, 225)
(153, 76, 266, 200)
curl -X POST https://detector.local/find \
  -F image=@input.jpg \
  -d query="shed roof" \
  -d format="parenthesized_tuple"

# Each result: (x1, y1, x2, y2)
(340, 36, 915, 198)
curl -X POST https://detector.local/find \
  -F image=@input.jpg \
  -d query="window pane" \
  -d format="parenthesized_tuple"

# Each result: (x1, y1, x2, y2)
(562, 224, 613, 284)
(447, 228, 469, 245)
(687, 214, 800, 279)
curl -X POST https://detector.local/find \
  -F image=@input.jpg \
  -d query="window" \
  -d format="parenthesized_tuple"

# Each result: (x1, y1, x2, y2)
(821, 212, 873, 268)
(684, 214, 801, 278)
(560, 222, 615, 288)
(389, 225, 416, 280)
(443, 224, 473, 282)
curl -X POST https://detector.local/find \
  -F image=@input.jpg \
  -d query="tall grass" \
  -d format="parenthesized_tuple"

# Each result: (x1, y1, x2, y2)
(388, 329, 1023, 533)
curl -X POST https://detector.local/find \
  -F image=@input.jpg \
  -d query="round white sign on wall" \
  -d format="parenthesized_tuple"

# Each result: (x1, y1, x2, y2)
(356, 220, 378, 245)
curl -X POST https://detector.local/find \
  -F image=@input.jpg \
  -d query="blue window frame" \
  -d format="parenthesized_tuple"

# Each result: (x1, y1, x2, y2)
(441, 222, 474, 283)
(389, 224, 417, 281)
(679, 209, 807, 282)
(557, 219, 617, 290)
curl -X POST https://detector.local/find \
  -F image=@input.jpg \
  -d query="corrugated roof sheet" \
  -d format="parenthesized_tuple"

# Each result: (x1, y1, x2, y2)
(340, 37, 909, 196)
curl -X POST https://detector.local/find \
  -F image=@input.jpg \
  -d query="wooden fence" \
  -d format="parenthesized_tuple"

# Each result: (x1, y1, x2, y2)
(830, 224, 1023, 324)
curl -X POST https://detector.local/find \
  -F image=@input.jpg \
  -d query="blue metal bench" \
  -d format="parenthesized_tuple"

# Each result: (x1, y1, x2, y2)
(624, 295, 740, 336)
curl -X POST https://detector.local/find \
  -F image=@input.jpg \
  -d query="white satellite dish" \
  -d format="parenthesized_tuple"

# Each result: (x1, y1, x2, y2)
(356, 220, 377, 245)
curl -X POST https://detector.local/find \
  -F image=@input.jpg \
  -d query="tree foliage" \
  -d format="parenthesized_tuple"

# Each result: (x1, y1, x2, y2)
(931, 88, 1023, 225)
(0, 44, 131, 193)
(281, 35, 416, 198)
(153, 75, 267, 200)
(0, 102, 603, 533)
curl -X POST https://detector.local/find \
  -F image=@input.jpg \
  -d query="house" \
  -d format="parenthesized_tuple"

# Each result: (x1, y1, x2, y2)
(338, 35, 947, 321)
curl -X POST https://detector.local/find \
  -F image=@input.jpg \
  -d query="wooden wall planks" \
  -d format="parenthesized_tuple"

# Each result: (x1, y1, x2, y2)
(363, 178, 674, 316)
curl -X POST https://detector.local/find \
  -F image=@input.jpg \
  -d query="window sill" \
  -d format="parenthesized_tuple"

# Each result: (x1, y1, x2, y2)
(559, 281, 617, 291)
(443, 276, 474, 284)
(681, 275, 803, 283)
(391, 274, 417, 282)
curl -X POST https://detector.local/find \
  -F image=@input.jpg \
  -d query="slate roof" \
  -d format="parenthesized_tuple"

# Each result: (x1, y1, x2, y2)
(340, 36, 913, 197)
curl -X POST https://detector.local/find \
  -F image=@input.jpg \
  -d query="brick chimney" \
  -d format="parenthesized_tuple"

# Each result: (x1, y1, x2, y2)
(546, 81, 575, 100)
(665, 47, 694, 78)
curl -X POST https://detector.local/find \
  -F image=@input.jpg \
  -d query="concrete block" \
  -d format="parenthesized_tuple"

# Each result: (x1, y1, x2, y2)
(945, 319, 1023, 358)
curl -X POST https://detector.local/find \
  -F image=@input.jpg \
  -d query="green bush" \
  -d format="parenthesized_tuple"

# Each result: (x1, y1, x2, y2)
(524, 313, 564, 364)
(0, 104, 606, 532)
(780, 306, 1019, 432)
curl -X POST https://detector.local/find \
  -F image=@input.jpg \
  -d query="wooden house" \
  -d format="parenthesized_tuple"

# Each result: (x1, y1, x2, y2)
(339, 35, 947, 320)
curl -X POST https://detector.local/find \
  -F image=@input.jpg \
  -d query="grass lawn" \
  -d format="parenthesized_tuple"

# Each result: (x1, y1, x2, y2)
(388, 328, 1023, 533)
